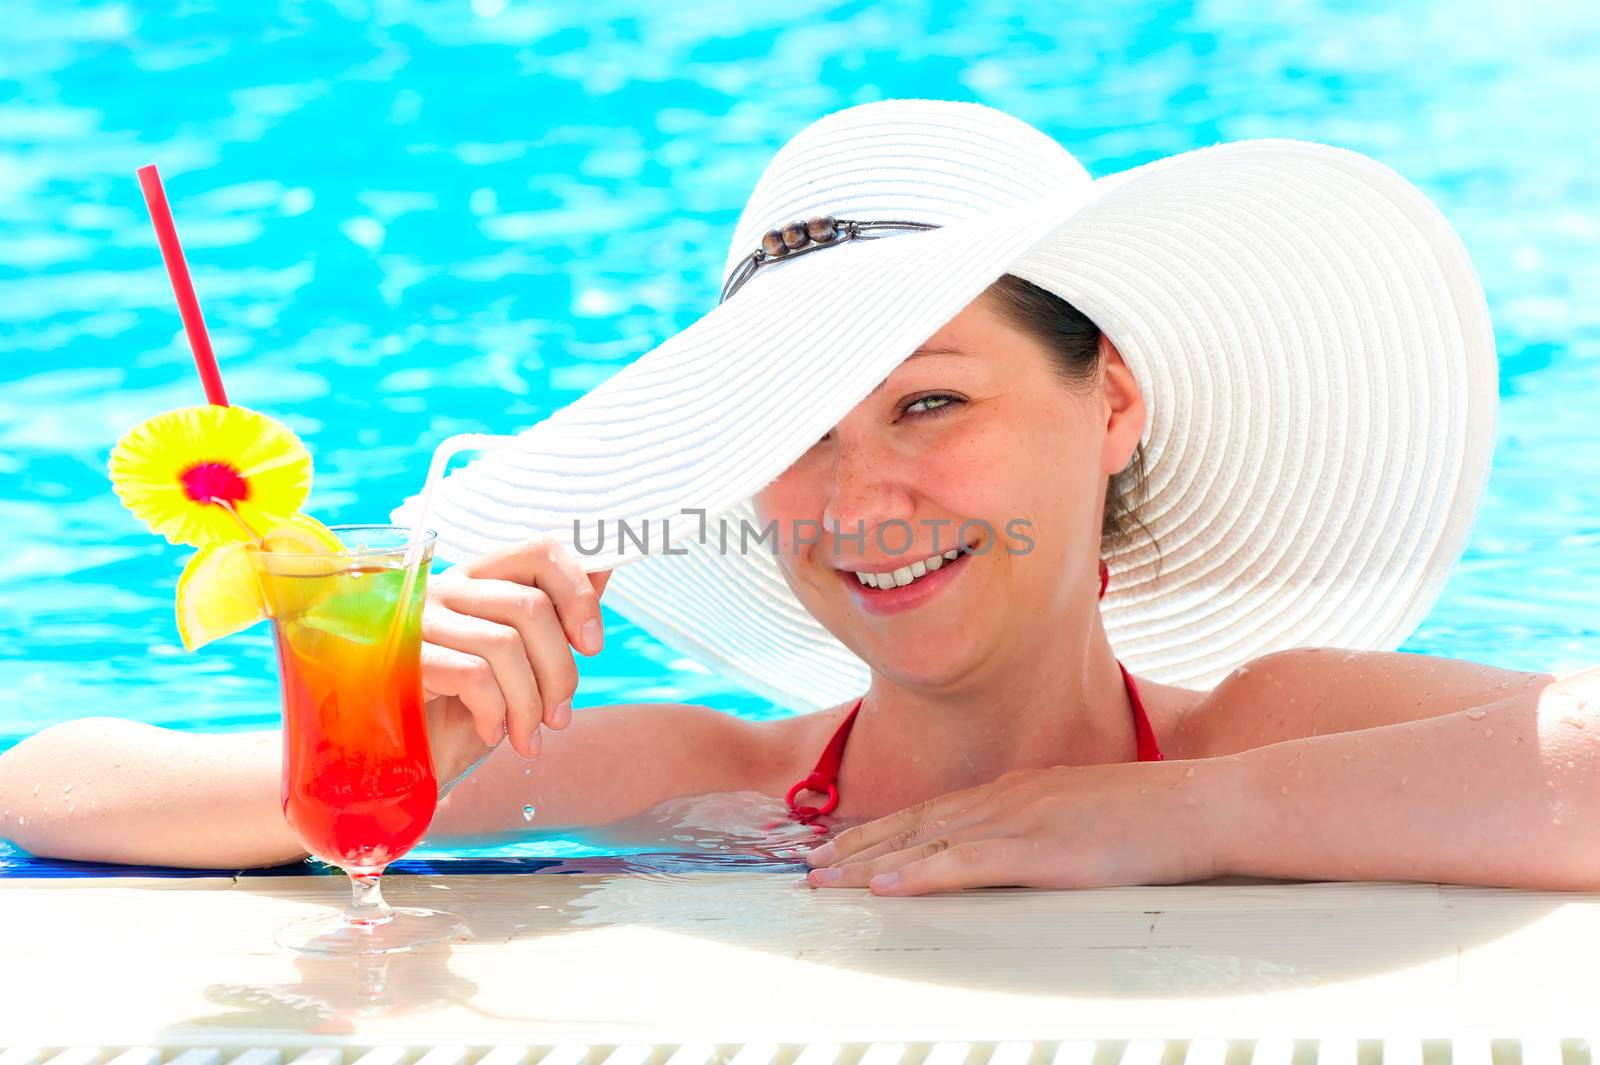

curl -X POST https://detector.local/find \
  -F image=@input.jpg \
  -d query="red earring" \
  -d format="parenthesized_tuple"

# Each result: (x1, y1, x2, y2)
(1098, 559, 1109, 601)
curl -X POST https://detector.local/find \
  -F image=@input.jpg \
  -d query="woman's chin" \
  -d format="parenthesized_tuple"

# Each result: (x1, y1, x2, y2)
(856, 638, 981, 691)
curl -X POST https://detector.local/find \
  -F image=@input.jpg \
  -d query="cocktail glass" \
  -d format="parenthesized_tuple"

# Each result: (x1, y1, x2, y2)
(254, 524, 466, 955)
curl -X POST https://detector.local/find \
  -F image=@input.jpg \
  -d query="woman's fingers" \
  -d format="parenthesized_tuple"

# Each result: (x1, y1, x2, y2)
(463, 536, 611, 657)
(818, 812, 974, 868)
(866, 839, 1029, 896)
(420, 643, 512, 749)
(807, 786, 981, 867)
(435, 579, 580, 731)
(423, 606, 542, 757)
(807, 833, 968, 889)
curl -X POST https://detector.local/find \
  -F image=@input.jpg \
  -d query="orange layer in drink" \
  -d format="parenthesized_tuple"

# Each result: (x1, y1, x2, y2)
(268, 564, 436, 874)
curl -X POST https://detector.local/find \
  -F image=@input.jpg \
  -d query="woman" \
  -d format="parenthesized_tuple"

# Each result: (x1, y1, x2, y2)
(3, 99, 1597, 893)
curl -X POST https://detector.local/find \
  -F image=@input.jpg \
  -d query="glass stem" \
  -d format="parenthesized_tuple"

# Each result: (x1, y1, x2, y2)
(345, 871, 394, 929)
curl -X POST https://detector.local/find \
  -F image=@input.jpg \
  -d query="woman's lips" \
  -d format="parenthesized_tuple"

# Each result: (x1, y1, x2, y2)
(839, 548, 973, 616)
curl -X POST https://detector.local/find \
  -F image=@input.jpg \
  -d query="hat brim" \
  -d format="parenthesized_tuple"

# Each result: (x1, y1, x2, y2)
(394, 139, 1496, 713)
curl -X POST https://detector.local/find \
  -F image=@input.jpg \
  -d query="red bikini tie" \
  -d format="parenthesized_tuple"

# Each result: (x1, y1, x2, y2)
(786, 698, 861, 819)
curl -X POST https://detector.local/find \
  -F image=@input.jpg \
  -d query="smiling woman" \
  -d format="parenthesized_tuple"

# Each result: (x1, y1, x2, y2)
(3, 97, 1595, 895)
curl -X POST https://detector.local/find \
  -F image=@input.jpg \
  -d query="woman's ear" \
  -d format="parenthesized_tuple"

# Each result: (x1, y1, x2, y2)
(1098, 333, 1145, 476)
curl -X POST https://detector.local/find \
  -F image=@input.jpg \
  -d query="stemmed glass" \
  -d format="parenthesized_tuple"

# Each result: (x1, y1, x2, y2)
(254, 524, 466, 955)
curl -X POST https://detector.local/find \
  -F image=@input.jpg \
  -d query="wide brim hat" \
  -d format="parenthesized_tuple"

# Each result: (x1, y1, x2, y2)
(392, 98, 1497, 714)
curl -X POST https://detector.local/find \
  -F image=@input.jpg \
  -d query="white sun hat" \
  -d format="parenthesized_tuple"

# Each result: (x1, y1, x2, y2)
(392, 97, 1497, 714)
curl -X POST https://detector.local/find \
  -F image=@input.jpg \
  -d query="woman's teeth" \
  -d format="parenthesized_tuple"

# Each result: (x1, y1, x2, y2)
(855, 548, 964, 590)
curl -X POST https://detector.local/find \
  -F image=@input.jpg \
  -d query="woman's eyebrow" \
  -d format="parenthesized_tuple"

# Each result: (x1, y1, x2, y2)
(907, 344, 971, 359)
(867, 345, 976, 396)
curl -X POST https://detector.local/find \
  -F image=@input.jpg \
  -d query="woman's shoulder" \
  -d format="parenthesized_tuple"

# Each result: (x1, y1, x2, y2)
(1179, 647, 1560, 758)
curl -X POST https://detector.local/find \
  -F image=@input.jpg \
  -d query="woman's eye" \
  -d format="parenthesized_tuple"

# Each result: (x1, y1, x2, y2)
(903, 393, 963, 417)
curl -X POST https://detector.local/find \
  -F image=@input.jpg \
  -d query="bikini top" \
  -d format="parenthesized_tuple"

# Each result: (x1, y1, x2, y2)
(785, 561, 1164, 820)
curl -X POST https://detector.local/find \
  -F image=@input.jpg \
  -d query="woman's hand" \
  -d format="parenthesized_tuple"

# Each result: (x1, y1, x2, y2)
(419, 536, 611, 789)
(803, 759, 1239, 896)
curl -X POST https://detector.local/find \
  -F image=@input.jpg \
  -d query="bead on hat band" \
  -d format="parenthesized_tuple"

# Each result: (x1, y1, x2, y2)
(717, 216, 940, 305)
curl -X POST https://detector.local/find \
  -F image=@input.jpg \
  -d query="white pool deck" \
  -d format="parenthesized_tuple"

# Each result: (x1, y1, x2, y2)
(4, 872, 1600, 1049)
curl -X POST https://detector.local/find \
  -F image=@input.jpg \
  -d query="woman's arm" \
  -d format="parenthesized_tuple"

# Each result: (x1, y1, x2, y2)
(808, 667, 1600, 894)
(0, 718, 307, 869)
(428, 700, 793, 838)
(0, 696, 787, 867)
(0, 536, 630, 870)
(1219, 667, 1600, 890)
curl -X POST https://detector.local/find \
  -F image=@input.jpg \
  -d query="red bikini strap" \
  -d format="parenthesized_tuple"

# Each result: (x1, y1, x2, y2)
(786, 697, 862, 817)
(1103, 559, 1163, 762)
(1121, 660, 1164, 761)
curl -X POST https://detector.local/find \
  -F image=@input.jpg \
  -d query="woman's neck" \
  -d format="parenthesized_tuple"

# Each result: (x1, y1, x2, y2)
(842, 615, 1139, 810)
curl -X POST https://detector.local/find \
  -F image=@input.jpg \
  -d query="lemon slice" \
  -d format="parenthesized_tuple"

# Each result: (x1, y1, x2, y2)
(260, 513, 344, 554)
(175, 513, 347, 650)
(175, 541, 267, 651)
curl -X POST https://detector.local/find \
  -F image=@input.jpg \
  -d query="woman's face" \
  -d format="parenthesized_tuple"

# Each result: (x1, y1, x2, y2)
(752, 292, 1145, 689)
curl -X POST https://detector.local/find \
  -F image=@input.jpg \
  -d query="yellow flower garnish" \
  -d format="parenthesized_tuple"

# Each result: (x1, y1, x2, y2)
(108, 405, 312, 547)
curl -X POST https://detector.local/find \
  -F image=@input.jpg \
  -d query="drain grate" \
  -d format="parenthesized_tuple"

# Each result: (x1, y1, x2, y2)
(0, 1041, 1594, 1065)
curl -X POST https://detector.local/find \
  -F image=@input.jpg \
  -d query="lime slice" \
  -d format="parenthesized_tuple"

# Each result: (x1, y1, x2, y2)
(298, 566, 410, 645)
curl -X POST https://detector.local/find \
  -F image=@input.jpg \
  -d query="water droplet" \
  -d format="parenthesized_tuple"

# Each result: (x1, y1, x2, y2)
(1399, 776, 1409, 786)
(522, 804, 536, 822)
(1279, 785, 1289, 795)
(64, 784, 72, 794)
(1137, 786, 1148, 795)
(1484, 728, 1494, 739)
(32, 783, 39, 796)
(1565, 716, 1587, 730)
(1183, 766, 1196, 778)
(1342, 753, 1355, 762)
(1466, 710, 1487, 720)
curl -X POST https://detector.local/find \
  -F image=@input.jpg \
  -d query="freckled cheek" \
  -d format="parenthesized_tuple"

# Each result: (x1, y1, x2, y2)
(752, 476, 821, 559)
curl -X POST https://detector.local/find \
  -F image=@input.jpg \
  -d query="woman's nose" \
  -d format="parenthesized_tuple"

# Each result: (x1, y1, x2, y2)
(820, 440, 917, 546)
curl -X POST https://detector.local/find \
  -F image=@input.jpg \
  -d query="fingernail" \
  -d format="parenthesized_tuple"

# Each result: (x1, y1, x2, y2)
(581, 619, 603, 655)
(870, 872, 900, 892)
(806, 841, 836, 867)
(808, 867, 842, 885)
(552, 699, 572, 729)
(523, 728, 542, 758)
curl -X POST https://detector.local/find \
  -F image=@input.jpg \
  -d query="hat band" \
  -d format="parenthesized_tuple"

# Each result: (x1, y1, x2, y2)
(718, 216, 940, 304)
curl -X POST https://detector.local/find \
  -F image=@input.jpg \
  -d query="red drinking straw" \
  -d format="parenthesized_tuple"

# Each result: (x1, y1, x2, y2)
(136, 164, 230, 407)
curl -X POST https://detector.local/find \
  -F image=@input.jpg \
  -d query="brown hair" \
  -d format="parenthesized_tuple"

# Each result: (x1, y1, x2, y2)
(982, 273, 1161, 571)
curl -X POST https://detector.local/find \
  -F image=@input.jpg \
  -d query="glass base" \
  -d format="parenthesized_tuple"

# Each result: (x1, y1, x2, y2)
(275, 905, 469, 957)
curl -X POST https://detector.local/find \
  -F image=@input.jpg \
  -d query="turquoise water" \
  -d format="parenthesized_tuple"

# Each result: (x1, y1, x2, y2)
(3, 2, 1599, 862)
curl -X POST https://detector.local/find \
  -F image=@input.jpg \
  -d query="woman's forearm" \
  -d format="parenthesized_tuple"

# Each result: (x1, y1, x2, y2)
(0, 718, 308, 869)
(1220, 674, 1600, 889)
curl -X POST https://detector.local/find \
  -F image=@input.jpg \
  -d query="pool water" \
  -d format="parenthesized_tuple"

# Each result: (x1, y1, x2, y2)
(2, 1, 1598, 864)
